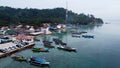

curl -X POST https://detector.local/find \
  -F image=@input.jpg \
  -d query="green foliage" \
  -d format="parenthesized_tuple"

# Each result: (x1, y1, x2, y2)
(0, 6, 103, 26)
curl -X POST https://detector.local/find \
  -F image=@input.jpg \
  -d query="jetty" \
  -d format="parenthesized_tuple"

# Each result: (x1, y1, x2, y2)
(0, 42, 35, 58)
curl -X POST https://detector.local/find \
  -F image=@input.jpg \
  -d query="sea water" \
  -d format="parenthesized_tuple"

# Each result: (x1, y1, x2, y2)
(0, 22, 120, 68)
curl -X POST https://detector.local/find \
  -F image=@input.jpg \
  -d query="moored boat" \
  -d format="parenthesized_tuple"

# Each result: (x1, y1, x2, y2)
(34, 38, 40, 41)
(53, 38, 67, 46)
(72, 31, 87, 35)
(72, 34, 81, 38)
(11, 54, 27, 62)
(32, 47, 49, 52)
(80, 31, 87, 34)
(82, 35, 94, 38)
(43, 40, 55, 48)
(29, 57, 50, 66)
(57, 46, 76, 52)
(53, 38, 62, 45)
(43, 43, 55, 48)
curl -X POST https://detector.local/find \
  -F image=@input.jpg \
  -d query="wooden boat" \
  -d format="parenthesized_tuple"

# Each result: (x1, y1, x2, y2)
(60, 42, 67, 46)
(43, 40, 54, 48)
(11, 54, 27, 62)
(34, 38, 40, 41)
(32, 47, 49, 52)
(80, 31, 87, 34)
(72, 31, 87, 35)
(29, 57, 50, 66)
(57, 46, 76, 52)
(43, 40, 53, 43)
(49, 26, 57, 31)
(53, 38, 62, 45)
(44, 43, 55, 48)
(72, 34, 81, 38)
(82, 35, 94, 38)
(72, 32, 81, 35)
(53, 38, 66, 46)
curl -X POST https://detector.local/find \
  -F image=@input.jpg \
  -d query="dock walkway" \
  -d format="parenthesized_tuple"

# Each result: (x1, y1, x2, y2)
(0, 42, 34, 58)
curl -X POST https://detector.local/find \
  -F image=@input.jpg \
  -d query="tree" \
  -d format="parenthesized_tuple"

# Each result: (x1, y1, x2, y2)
(0, 6, 103, 26)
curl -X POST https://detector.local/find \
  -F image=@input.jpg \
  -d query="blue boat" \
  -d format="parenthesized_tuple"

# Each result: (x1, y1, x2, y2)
(29, 57, 50, 66)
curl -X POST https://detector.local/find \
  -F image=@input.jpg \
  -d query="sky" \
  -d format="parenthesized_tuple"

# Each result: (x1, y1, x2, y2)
(0, 0, 120, 22)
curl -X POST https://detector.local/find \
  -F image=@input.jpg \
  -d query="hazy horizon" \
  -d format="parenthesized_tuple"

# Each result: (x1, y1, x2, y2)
(0, 0, 120, 23)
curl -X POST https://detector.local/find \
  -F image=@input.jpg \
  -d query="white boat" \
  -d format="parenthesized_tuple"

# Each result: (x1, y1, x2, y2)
(30, 32, 43, 36)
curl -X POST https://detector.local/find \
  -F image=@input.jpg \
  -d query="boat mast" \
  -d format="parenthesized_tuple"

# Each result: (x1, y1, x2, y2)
(65, 0, 68, 44)
(65, 0, 68, 24)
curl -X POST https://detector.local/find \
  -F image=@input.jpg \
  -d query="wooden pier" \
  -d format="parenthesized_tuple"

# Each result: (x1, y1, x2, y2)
(0, 42, 35, 58)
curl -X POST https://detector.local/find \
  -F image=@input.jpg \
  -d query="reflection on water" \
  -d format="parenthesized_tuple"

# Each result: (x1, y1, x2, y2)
(79, 24, 103, 30)
(1, 23, 120, 68)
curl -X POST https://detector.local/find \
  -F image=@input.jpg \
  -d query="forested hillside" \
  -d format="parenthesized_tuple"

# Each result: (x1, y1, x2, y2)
(0, 6, 103, 26)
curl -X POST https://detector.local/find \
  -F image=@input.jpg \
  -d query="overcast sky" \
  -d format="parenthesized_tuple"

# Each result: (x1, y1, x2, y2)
(0, 0, 120, 22)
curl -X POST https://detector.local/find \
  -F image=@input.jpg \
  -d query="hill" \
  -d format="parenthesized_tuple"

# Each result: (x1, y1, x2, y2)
(0, 6, 103, 26)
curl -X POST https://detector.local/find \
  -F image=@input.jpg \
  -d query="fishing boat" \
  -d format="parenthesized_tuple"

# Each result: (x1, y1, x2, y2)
(34, 38, 40, 41)
(32, 47, 49, 52)
(43, 40, 55, 48)
(72, 31, 87, 35)
(72, 32, 81, 35)
(53, 38, 67, 46)
(53, 38, 62, 45)
(49, 26, 57, 31)
(57, 46, 76, 52)
(82, 35, 94, 38)
(80, 31, 87, 34)
(29, 57, 50, 66)
(11, 54, 27, 62)
(43, 40, 53, 43)
(72, 34, 81, 38)
(43, 43, 55, 48)
(60, 42, 67, 46)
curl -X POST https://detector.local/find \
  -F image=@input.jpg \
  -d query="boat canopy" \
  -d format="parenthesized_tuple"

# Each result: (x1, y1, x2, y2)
(33, 57, 46, 64)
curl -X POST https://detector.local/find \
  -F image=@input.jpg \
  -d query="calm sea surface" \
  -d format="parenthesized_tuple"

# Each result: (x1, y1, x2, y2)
(0, 22, 120, 68)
